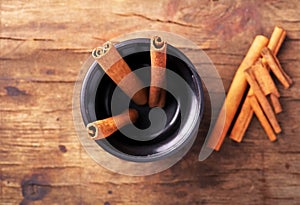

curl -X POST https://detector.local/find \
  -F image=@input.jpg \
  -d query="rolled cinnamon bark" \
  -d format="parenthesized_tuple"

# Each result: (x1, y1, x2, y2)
(149, 36, 167, 108)
(252, 60, 280, 97)
(268, 26, 286, 55)
(207, 35, 269, 151)
(270, 93, 283, 114)
(92, 41, 148, 105)
(230, 27, 286, 143)
(261, 47, 292, 89)
(229, 98, 253, 143)
(157, 89, 166, 108)
(87, 109, 138, 140)
(274, 29, 287, 56)
(248, 95, 277, 142)
(244, 67, 281, 134)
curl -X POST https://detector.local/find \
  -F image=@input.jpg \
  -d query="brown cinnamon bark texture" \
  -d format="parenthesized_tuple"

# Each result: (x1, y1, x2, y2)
(229, 98, 253, 143)
(87, 109, 138, 140)
(268, 27, 286, 55)
(261, 47, 292, 89)
(157, 88, 167, 108)
(230, 27, 286, 143)
(244, 67, 282, 134)
(149, 36, 167, 108)
(207, 35, 269, 151)
(92, 41, 148, 105)
(252, 60, 280, 97)
(270, 93, 283, 114)
(248, 95, 277, 142)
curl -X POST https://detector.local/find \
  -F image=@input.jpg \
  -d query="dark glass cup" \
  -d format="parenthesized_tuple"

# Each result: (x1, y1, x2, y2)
(80, 38, 204, 163)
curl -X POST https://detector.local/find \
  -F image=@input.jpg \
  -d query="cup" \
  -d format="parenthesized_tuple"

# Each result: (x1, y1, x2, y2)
(77, 38, 204, 174)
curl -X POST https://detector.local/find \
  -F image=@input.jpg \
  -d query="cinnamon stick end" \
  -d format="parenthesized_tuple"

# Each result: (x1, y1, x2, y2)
(214, 145, 221, 152)
(230, 136, 243, 143)
(152, 36, 166, 49)
(87, 122, 102, 140)
(274, 126, 282, 134)
(132, 88, 148, 105)
(92, 41, 112, 59)
(128, 109, 139, 123)
(270, 94, 283, 114)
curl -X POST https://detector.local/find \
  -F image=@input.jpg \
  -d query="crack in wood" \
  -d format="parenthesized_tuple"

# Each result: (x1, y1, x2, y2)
(29, 79, 76, 83)
(0, 36, 26, 41)
(0, 77, 76, 84)
(0, 36, 54, 42)
(114, 12, 201, 29)
(40, 48, 91, 53)
(1, 0, 299, 204)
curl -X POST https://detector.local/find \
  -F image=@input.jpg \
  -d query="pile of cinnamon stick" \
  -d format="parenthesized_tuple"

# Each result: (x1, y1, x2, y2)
(208, 26, 292, 151)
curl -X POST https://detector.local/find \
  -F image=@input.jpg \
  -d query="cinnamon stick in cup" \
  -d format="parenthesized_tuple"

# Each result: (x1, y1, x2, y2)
(87, 109, 138, 140)
(92, 41, 148, 105)
(149, 36, 167, 108)
(207, 35, 269, 151)
(157, 88, 167, 108)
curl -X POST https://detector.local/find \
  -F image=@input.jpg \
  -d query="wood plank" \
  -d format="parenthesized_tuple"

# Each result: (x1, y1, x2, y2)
(1, 0, 299, 204)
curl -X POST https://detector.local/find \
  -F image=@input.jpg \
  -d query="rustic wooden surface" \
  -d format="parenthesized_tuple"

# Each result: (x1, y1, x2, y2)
(1, 0, 300, 204)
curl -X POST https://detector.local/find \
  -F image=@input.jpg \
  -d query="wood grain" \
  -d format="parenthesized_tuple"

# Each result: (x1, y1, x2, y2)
(1, 0, 300, 204)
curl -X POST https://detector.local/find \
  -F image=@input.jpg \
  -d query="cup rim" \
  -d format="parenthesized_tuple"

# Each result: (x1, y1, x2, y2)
(80, 38, 204, 162)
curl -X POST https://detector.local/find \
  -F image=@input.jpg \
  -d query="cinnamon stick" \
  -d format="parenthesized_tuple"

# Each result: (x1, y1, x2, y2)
(92, 41, 148, 105)
(157, 89, 167, 108)
(229, 98, 253, 142)
(274, 29, 287, 56)
(149, 36, 167, 108)
(261, 47, 292, 89)
(274, 53, 293, 85)
(248, 95, 277, 142)
(244, 67, 281, 134)
(252, 60, 280, 97)
(207, 35, 269, 150)
(270, 93, 283, 114)
(86, 109, 138, 140)
(269, 26, 286, 55)
(230, 27, 285, 143)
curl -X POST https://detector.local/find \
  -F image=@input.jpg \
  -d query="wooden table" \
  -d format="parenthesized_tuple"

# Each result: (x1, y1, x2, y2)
(1, 0, 299, 204)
